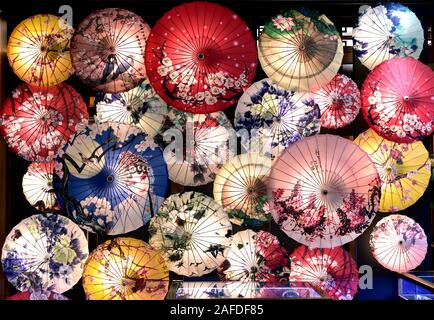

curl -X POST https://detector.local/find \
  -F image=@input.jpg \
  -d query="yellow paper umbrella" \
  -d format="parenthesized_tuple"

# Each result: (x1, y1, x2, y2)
(82, 237, 169, 300)
(7, 14, 74, 87)
(258, 9, 343, 92)
(354, 129, 431, 212)
(214, 153, 272, 227)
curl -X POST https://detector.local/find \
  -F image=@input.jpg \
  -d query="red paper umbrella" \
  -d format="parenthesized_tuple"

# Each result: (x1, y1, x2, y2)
(71, 8, 150, 93)
(290, 245, 358, 300)
(0, 83, 88, 162)
(361, 57, 434, 143)
(145, 1, 257, 114)
(314, 74, 361, 129)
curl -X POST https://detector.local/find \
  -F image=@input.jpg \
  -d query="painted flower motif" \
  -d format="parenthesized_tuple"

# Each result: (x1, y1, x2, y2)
(272, 15, 296, 32)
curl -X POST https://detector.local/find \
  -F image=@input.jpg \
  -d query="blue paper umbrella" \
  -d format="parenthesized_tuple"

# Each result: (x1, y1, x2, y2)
(54, 122, 168, 235)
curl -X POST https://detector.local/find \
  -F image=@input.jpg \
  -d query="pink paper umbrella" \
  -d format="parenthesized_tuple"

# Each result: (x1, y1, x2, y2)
(370, 214, 427, 273)
(290, 245, 359, 300)
(145, 1, 257, 114)
(361, 57, 434, 143)
(267, 134, 381, 248)
(314, 74, 361, 129)
(71, 8, 150, 93)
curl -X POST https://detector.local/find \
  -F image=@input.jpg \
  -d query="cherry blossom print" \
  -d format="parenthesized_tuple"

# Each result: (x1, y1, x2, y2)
(145, 2, 257, 113)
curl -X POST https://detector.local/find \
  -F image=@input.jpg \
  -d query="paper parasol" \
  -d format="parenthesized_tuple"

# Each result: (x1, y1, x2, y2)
(149, 191, 232, 277)
(82, 237, 169, 300)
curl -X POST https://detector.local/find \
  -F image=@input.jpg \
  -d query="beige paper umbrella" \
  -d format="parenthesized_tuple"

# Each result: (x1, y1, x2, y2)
(7, 14, 74, 87)
(354, 128, 431, 213)
(214, 153, 272, 227)
(258, 9, 343, 92)
(149, 192, 232, 277)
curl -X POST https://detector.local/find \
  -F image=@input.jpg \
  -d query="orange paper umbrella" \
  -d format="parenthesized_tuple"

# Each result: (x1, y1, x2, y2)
(7, 14, 74, 87)
(82, 237, 169, 300)
(71, 8, 150, 93)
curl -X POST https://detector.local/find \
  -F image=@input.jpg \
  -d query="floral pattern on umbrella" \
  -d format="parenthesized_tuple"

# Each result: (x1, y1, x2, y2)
(314, 74, 361, 129)
(223, 230, 290, 282)
(95, 80, 168, 138)
(7, 291, 68, 300)
(7, 14, 75, 87)
(353, 3, 424, 70)
(258, 9, 343, 92)
(145, 1, 257, 113)
(53, 122, 168, 235)
(290, 245, 359, 300)
(149, 192, 232, 277)
(361, 57, 434, 143)
(158, 108, 234, 186)
(267, 134, 381, 248)
(0, 83, 88, 162)
(83, 237, 169, 300)
(370, 214, 427, 273)
(1, 213, 89, 293)
(235, 78, 320, 160)
(71, 8, 150, 93)
(214, 153, 273, 228)
(354, 129, 431, 212)
(22, 161, 58, 211)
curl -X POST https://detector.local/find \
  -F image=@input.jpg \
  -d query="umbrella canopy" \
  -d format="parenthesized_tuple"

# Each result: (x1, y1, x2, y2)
(1, 213, 89, 293)
(353, 3, 424, 70)
(314, 74, 361, 129)
(53, 122, 168, 235)
(22, 161, 58, 211)
(71, 8, 150, 93)
(82, 237, 169, 300)
(7, 14, 74, 87)
(258, 9, 343, 92)
(0, 83, 88, 162)
(213, 152, 272, 227)
(96, 80, 168, 138)
(370, 214, 427, 273)
(361, 57, 434, 143)
(160, 108, 234, 186)
(354, 129, 431, 213)
(145, 1, 257, 113)
(223, 229, 289, 282)
(149, 191, 232, 277)
(7, 291, 68, 300)
(267, 134, 381, 248)
(290, 245, 358, 300)
(235, 78, 320, 160)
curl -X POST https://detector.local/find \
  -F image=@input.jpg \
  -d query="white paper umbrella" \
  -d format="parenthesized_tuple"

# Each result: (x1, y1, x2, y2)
(353, 3, 424, 70)
(258, 9, 343, 92)
(224, 229, 289, 282)
(1, 213, 89, 293)
(161, 108, 234, 186)
(235, 78, 320, 160)
(370, 214, 427, 273)
(214, 152, 272, 227)
(96, 80, 168, 138)
(267, 134, 381, 248)
(149, 192, 232, 277)
(22, 162, 58, 211)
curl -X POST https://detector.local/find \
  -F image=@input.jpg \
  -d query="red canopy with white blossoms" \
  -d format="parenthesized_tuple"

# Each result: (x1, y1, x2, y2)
(0, 83, 88, 162)
(361, 57, 434, 143)
(314, 74, 361, 129)
(145, 1, 257, 114)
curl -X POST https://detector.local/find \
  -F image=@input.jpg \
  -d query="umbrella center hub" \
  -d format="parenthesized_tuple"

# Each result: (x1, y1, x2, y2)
(106, 175, 114, 183)
(126, 104, 132, 112)
(197, 52, 205, 60)
(382, 163, 397, 183)
(403, 95, 410, 102)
